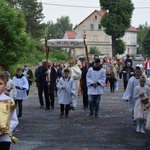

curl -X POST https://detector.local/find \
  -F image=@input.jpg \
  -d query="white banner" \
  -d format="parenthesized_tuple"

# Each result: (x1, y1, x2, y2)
(47, 39, 85, 48)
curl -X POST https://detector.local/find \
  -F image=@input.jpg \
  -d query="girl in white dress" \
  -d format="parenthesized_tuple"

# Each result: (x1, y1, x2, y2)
(133, 75, 150, 133)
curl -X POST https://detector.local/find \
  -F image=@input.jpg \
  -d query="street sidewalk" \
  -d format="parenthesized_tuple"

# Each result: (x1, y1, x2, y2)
(11, 80, 150, 150)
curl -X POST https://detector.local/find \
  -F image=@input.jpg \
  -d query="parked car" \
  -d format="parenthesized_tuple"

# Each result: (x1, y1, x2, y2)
(134, 54, 144, 61)
(122, 55, 132, 62)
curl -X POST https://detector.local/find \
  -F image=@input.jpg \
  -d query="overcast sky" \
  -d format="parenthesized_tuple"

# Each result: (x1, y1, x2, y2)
(38, 0, 150, 28)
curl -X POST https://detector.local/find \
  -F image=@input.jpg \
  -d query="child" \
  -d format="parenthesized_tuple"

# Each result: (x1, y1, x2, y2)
(133, 75, 150, 133)
(12, 68, 29, 119)
(122, 66, 142, 125)
(4, 71, 16, 101)
(56, 68, 76, 118)
(0, 73, 19, 150)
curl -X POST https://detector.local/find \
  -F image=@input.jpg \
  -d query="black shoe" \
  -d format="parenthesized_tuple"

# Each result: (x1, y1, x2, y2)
(65, 114, 68, 118)
(17, 115, 22, 119)
(60, 113, 64, 118)
(40, 105, 44, 108)
(88, 113, 94, 117)
(45, 108, 50, 110)
(95, 114, 99, 118)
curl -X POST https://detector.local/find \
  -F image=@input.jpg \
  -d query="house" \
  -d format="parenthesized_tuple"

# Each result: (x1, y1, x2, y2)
(63, 9, 137, 57)
(62, 31, 76, 55)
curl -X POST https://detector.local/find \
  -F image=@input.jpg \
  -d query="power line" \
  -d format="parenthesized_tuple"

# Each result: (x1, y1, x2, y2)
(42, 2, 150, 9)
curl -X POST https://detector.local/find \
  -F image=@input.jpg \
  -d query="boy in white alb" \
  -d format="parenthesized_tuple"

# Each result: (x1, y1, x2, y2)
(86, 58, 106, 118)
(57, 69, 76, 117)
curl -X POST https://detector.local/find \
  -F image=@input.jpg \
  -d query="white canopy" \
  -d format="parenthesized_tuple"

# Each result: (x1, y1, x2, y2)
(47, 39, 86, 48)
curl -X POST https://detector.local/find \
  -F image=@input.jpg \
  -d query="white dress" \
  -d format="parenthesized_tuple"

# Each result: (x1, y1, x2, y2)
(133, 85, 150, 120)
(69, 65, 81, 107)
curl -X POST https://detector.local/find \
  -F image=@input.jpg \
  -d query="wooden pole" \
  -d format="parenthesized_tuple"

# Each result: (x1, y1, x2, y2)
(45, 36, 49, 68)
(83, 30, 90, 68)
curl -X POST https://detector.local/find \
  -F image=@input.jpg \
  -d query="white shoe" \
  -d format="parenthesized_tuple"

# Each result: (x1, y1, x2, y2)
(136, 125, 141, 133)
(141, 128, 145, 134)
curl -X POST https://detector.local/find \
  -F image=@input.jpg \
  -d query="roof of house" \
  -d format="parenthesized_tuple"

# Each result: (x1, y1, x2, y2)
(65, 31, 76, 39)
(127, 25, 138, 32)
(74, 9, 137, 32)
(74, 9, 106, 29)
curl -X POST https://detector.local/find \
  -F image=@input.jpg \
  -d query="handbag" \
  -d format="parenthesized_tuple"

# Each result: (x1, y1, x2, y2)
(114, 80, 119, 91)
(141, 97, 149, 104)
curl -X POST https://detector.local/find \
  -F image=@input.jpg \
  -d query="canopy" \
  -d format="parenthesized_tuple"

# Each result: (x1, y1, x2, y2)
(47, 39, 85, 48)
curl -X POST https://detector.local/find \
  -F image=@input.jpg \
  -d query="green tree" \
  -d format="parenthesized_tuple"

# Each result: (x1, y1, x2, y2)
(137, 23, 150, 55)
(0, 0, 30, 69)
(17, 0, 44, 39)
(89, 47, 101, 54)
(100, 0, 134, 56)
(46, 16, 73, 39)
(115, 39, 125, 54)
(143, 29, 150, 56)
(49, 51, 69, 62)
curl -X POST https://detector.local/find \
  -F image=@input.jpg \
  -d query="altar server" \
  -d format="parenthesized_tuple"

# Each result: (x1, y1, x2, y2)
(57, 68, 76, 118)
(12, 68, 29, 119)
(86, 58, 106, 118)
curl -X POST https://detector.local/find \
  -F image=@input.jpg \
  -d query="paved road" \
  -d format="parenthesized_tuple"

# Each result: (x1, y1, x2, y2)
(10, 80, 150, 150)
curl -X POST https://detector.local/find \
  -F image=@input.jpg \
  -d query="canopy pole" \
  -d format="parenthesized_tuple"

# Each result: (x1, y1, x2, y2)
(83, 31, 90, 67)
(45, 36, 49, 68)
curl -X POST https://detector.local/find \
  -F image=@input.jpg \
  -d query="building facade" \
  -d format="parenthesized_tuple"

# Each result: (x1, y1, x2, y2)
(63, 9, 137, 57)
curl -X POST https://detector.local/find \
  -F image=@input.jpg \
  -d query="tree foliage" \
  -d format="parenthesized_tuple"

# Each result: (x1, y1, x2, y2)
(115, 39, 125, 54)
(0, 0, 30, 69)
(137, 23, 150, 55)
(100, 0, 134, 56)
(89, 47, 101, 54)
(49, 51, 69, 62)
(143, 29, 150, 56)
(17, 0, 44, 39)
(6, 0, 46, 39)
(46, 16, 73, 39)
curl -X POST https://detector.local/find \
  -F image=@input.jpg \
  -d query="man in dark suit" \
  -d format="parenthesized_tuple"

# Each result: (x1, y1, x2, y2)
(81, 61, 89, 109)
(46, 61, 57, 110)
(35, 60, 48, 109)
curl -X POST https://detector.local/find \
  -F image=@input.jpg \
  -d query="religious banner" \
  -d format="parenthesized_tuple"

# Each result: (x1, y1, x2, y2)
(47, 39, 85, 48)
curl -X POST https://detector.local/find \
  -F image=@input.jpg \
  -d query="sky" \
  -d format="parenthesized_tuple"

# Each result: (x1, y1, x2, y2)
(38, 0, 150, 28)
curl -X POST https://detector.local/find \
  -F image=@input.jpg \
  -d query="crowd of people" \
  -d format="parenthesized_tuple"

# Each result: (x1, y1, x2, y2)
(1, 53, 150, 149)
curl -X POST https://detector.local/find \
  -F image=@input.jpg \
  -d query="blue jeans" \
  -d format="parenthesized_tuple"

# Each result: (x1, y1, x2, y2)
(88, 95, 101, 115)
(147, 69, 150, 78)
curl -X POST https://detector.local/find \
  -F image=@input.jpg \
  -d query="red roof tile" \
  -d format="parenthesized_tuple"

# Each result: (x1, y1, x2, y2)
(127, 25, 138, 32)
(65, 31, 75, 39)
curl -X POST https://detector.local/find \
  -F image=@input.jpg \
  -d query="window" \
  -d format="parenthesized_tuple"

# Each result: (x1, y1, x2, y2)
(90, 24, 94, 30)
(95, 15, 97, 19)
(98, 24, 101, 29)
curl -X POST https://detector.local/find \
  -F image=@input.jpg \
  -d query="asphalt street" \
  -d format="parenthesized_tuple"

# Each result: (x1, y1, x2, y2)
(10, 78, 150, 150)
